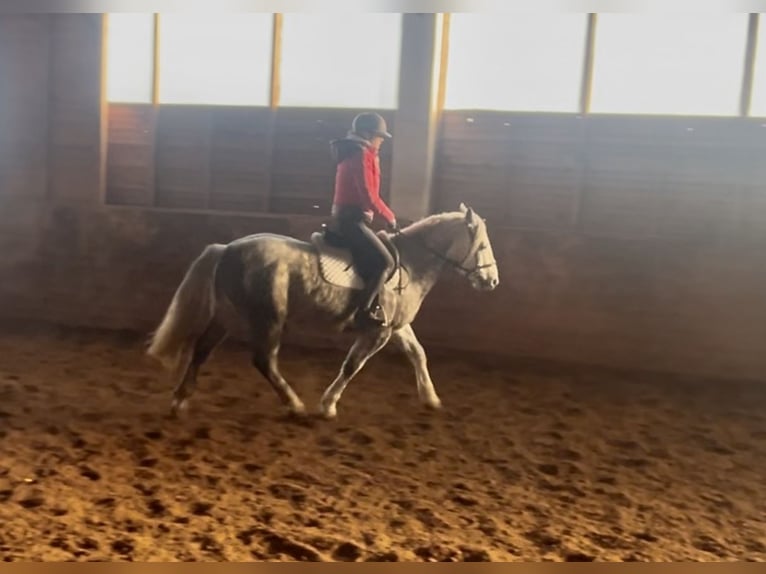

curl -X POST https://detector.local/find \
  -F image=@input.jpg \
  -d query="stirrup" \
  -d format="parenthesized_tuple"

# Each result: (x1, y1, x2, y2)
(356, 304, 388, 327)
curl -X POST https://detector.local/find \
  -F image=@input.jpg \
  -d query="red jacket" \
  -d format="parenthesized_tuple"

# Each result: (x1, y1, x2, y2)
(331, 137, 395, 225)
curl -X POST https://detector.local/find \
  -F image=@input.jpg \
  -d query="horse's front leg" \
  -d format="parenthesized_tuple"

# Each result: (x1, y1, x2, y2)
(319, 328, 392, 419)
(391, 324, 442, 410)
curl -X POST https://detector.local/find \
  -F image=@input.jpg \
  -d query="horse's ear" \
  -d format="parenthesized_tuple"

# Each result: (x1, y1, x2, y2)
(459, 202, 468, 214)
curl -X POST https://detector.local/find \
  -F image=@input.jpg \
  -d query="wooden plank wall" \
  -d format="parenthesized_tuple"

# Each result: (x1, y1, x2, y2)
(434, 111, 766, 240)
(107, 106, 766, 240)
(435, 112, 584, 229)
(105, 105, 394, 215)
(0, 15, 50, 199)
(48, 15, 103, 204)
(106, 104, 156, 206)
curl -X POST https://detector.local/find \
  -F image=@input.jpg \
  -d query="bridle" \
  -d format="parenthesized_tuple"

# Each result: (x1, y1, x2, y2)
(407, 219, 497, 281)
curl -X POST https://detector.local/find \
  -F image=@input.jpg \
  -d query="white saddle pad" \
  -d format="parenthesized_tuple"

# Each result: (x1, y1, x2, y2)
(310, 232, 401, 290)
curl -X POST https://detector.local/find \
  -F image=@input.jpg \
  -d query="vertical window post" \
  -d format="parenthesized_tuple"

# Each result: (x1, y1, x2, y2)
(436, 13, 451, 113)
(266, 13, 283, 212)
(270, 13, 283, 109)
(389, 13, 443, 220)
(579, 13, 597, 115)
(741, 13, 759, 117)
(574, 14, 597, 229)
(152, 13, 160, 105)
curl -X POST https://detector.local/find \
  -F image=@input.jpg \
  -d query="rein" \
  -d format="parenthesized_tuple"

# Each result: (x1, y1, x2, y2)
(401, 222, 497, 280)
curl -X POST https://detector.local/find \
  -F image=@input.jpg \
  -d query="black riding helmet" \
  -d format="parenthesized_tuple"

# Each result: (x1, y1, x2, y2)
(351, 112, 392, 139)
(331, 112, 392, 163)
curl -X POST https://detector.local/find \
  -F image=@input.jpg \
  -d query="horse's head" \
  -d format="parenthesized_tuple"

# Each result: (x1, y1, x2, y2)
(399, 204, 499, 291)
(457, 203, 499, 291)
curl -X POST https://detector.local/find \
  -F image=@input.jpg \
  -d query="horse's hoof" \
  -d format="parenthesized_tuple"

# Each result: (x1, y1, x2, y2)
(422, 397, 443, 411)
(319, 402, 338, 420)
(170, 399, 188, 418)
(288, 402, 307, 417)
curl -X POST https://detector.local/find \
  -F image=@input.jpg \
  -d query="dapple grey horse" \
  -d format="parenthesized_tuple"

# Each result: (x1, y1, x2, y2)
(147, 203, 498, 419)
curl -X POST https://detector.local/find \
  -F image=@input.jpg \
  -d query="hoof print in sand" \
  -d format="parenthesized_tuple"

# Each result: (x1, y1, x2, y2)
(365, 551, 399, 562)
(332, 541, 363, 562)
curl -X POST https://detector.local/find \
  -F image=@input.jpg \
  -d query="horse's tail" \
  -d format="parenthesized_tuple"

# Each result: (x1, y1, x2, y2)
(147, 243, 226, 377)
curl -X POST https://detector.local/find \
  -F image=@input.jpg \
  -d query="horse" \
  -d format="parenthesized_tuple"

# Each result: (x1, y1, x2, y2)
(146, 203, 499, 419)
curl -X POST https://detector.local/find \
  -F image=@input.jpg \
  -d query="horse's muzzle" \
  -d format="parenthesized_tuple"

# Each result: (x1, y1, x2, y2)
(473, 275, 499, 291)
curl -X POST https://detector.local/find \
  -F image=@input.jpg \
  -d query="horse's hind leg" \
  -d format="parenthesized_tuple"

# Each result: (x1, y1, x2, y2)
(319, 328, 391, 419)
(250, 311, 306, 416)
(171, 320, 227, 416)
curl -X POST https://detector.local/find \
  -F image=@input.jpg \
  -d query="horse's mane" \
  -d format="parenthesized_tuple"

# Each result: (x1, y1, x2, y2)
(399, 210, 463, 237)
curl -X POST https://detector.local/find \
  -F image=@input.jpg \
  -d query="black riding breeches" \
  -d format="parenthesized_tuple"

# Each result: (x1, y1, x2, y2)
(333, 211, 395, 311)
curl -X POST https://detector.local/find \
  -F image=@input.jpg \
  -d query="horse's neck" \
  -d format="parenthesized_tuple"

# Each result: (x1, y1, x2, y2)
(396, 217, 463, 293)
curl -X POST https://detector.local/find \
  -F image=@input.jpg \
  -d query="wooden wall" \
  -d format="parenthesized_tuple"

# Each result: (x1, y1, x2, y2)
(48, 15, 104, 204)
(0, 15, 49, 200)
(435, 111, 766, 241)
(106, 105, 393, 215)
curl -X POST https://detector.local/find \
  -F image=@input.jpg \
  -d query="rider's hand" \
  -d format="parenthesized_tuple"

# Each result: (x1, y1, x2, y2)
(388, 219, 399, 232)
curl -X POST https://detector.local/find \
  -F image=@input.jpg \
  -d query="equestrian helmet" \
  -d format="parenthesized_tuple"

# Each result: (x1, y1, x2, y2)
(351, 112, 392, 139)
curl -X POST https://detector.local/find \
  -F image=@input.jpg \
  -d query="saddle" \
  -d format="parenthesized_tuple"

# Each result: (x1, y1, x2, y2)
(310, 224, 402, 290)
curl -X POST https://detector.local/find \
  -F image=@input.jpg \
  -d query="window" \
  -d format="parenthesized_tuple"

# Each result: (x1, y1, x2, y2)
(749, 15, 766, 117)
(444, 14, 589, 112)
(591, 14, 749, 116)
(278, 14, 402, 108)
(105, 14, 154, 103)
(158, 14, 274, 106)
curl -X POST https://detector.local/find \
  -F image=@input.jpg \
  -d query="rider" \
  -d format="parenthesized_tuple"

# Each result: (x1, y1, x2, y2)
(330, 112, 398, 327)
